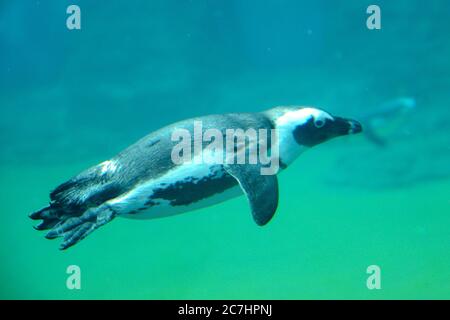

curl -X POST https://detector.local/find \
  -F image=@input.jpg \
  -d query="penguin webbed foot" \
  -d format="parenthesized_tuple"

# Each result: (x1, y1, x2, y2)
(30, 205, 63, 230)
(59, 221, 97, 250)
(33, 206, 116, 250)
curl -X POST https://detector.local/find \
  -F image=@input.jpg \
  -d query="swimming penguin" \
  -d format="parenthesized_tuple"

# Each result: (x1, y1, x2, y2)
(30, 106, 362, 250)
(360, 97, 416, 147)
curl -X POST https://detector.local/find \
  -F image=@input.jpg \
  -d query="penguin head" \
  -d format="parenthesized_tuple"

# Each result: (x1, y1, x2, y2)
(273, 106, 363, 147)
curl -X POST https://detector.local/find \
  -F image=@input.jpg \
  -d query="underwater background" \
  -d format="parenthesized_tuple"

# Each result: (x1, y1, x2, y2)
(1, 0, 449, 299)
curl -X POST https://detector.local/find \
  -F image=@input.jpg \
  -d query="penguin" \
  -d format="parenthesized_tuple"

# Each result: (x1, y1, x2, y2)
(359, 97, 416, 147)
(30, 106, 362, 250)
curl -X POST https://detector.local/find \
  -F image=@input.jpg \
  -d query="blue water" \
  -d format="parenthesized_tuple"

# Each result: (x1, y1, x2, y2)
(1, 0, 449, 299)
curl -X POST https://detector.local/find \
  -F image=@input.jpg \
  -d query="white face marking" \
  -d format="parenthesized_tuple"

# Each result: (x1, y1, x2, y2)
(99, 160, 118, 175)
(275, 107, 333, 127)
(273, 107, 334, 165)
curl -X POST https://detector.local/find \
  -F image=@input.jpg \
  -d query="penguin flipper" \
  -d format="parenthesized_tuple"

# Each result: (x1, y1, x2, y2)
(224, 164, 279, 226)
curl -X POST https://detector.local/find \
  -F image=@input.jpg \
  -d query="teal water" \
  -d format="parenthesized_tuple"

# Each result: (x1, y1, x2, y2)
(1, 1, 449, 299)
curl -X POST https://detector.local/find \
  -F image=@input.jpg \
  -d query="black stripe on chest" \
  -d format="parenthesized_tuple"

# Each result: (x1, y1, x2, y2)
(146, 169, 237, 207)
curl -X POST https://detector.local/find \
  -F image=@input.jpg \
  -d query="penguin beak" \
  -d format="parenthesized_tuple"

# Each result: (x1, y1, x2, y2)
(333, 117, 363, 136)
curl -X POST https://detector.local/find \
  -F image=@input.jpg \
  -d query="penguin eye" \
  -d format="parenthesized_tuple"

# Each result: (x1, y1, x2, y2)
(314, 119, 325, 128)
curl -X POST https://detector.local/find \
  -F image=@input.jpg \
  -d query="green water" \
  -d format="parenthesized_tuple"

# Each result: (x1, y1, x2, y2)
(1, 1, 449, 299)
(1, 146, 449, 299)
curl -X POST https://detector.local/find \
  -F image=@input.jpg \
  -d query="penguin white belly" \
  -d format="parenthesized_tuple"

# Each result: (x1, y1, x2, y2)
(107, 163, 242, 220)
